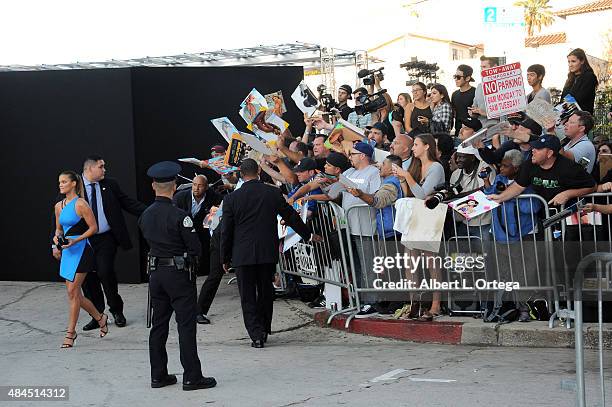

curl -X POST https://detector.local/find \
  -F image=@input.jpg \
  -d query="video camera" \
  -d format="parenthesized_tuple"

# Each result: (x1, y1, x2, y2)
(358, 67, 384, 86)
(316, 84, 336, 113)
(425, 182, 464, 209)
(354, 89, 388, 116)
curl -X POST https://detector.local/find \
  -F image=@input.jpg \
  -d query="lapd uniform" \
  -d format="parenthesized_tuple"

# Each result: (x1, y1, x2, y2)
(138, 161, 213, 388)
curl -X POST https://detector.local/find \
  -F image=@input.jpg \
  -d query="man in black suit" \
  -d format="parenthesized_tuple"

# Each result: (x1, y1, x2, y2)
(173, 175, 223, 324)
(80, 155, 147, 330)
(221, 159, 313, 348)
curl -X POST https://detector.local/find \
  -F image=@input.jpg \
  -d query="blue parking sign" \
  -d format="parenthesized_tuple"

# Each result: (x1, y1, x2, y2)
(484, 7, 497, 23)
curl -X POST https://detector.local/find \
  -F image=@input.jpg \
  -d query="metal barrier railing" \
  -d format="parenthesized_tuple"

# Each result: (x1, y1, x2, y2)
(551, 193, 612, 328)
(571, 252, 611, 407)
(278, 201, 358, 324)
(340, 193, 566, 327)
(278, 192, 612, 331)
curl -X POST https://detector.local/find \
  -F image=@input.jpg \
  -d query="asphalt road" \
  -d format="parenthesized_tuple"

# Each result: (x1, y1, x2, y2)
(1, 278, 609, 407)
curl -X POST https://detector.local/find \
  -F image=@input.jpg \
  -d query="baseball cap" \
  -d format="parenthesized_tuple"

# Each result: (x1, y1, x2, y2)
(211, 145, 226, 153)
(517, 117, 543, 136)
(457, 64, 475, 82)
(352, 141, 374, 157)
(507, 111, 526, 125)
(461, 116, 483, 132)
(339, 84, 353, 99)
(292, 157, 318, 172)
(366, 122, 386, 132)
(529, 134, 561, 153)
(326, 152, 351, 172)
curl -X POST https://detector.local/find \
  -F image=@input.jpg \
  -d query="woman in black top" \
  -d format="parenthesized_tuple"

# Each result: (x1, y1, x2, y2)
(561, 48, 599, 114)
(405, 82, 432, 134)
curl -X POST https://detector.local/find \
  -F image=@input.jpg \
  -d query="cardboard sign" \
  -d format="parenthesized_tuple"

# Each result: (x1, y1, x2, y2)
(481, 62, 527, 119)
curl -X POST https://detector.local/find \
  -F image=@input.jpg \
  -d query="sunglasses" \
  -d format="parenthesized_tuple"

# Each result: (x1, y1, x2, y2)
(453, 75, 464, 80)
(349, 152, 363, 156)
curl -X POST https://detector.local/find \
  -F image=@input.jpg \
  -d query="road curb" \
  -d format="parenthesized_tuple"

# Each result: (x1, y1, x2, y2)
(313, 310, 612, 349)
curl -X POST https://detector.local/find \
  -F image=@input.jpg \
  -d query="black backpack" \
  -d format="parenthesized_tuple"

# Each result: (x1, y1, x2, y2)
(481, 291, 519, 324)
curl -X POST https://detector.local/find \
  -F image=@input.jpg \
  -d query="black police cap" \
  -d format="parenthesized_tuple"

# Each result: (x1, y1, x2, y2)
(147, 161, 181, 182)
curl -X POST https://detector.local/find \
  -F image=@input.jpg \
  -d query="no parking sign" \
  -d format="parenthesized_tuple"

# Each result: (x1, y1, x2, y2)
(481, 62, 527, 119)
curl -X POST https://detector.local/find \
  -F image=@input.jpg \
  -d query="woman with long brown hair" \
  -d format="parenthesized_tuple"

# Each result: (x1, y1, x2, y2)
(561, 48, 599, 114)
(405, 82, 433, 134)
(418, 84, 453, 134)
(392, 134, 446, 321)
(53, 171, 108, 348)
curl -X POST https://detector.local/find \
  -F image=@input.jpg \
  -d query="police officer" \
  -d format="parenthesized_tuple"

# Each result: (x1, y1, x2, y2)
(138, 161, 216, 391)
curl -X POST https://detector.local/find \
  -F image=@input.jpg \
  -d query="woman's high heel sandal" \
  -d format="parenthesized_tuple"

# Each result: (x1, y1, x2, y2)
(61, 331, 77, 348)
(96, 313, 109, 338)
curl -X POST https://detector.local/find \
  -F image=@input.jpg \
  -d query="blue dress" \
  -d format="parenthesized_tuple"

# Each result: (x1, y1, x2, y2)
(59, 198, 94, 282)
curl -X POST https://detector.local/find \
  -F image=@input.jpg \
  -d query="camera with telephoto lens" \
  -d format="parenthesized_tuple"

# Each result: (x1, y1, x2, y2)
(425, 182, 464, 209)
(358, 67, 385, 86)
(354, 89, 388, 116)
(316, 84, 336, 113)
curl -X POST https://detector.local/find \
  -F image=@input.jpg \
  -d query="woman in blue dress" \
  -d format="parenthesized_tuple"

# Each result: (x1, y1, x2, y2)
(53, 171, 109, 348)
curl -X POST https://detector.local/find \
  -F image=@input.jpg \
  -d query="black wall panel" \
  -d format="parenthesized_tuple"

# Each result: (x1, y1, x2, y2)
(0, 66, 304, 282)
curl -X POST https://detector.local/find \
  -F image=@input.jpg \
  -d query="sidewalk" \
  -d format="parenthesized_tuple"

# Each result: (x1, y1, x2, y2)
(311, 310, 612, 349)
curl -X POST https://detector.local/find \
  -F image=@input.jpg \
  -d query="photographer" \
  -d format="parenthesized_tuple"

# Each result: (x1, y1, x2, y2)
(336, 84, 354, 120)
(347, 87, 373, 128)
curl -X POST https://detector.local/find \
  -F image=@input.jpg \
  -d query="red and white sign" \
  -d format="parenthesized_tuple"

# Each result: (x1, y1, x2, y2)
(481, 62, 527, 119)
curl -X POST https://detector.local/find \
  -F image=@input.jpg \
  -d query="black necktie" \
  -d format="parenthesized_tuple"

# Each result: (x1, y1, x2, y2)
(90, 183, 99, 226)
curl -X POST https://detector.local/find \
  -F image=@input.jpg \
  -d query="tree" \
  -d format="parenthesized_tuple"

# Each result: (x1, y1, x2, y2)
(514, 0, 554, 37)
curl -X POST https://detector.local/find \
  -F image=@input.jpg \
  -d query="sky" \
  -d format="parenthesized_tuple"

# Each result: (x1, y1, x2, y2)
(1, 0, 580, 66)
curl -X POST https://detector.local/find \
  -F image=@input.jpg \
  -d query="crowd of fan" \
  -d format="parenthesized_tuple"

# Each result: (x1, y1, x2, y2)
(197, 48, 612, 320)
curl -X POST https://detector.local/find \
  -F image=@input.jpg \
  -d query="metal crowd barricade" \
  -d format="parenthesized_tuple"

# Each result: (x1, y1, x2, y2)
(341, 193, 566, 327)
(571, 252, 611, 407)
(552, 192, 612, 328)
(278, 201, 358, 324)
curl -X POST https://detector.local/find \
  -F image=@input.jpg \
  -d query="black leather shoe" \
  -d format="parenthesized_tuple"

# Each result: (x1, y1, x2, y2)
(151, 374, 177, 389)
(251, 339, 264, 348)
(82, 318, 99, 331)
(183, 377, 217, 391)
(196, 314, 211, 324)
(112, 312, 127, 327)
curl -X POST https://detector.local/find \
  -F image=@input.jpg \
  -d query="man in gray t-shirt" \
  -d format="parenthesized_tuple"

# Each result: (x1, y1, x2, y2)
(341, 143, 382, 236)
(560, 112, 596, 173)
(341, 142, 382, 309)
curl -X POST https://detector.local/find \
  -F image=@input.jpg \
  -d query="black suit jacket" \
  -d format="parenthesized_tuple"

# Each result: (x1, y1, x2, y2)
(96, 177, 147, 250)
(220, 180, 311, 267)
(172, 188, 223, 236)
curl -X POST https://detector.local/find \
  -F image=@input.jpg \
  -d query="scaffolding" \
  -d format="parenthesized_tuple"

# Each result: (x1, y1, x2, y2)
(0, 42, 378, 93)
